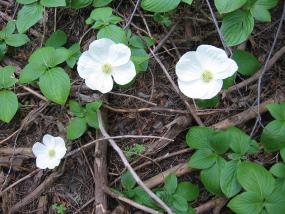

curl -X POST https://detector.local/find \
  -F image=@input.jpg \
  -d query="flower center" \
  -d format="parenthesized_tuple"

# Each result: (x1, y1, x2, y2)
(101, 63, 112, 74)
(201, 70, 213, 83)
(48, 149, 56, 158)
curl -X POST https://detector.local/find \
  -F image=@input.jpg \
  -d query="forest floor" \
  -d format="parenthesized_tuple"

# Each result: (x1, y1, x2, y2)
(0, 0, 285, 214)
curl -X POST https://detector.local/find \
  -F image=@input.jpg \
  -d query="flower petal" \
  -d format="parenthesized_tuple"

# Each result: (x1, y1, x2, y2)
(112, 61, 136, 85)
(77, 52, 102, 79)
(196, 45, 231, 75)
(212, 58, 238, 79)
(109, 43, 131, 66)
(32, 142, 47, 157)
(176, 51, 204, 81)
(47, 158, 61, 169)
(54, 137, 67, 159)
(88, 38, 114, 63)
(36, 154, 49, 169)
(85, 72, 113, 93)
(42, 134, 55, 148)
(178, 79, 223, 100)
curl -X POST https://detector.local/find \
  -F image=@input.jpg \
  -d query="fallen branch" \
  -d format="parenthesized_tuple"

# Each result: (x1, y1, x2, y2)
(97, 110, 173, 214)
(104, 186, 160, 214)
(195, 197, 227, 214)
(212, 92, 285, 130)
(144, 163, 193, 189)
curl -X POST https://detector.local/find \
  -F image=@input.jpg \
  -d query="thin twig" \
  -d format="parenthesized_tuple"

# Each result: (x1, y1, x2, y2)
(251, 2, 285, 135)
(124, 0, 141, 29)
(109, 91, 157, 106)
(97, 110, 173, 214)
(205, 0, 232, 56)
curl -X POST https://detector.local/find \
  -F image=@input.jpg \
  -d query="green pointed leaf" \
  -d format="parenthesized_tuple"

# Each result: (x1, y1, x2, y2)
(39, 67, 70, 104)
(221, 10, 254, 46)
(29, 47, 69, 68)
(200, 157, 226, 195)
(232, 50, 261, 76)
(164, 174, 177, 194)
(67, 0, 92, 8)
(182, 0, 193, 5)
(40, 0, 66, 7)
(16, 3, 44, 33)
(186, 126, 214, 149)
(261, 120, 285, 152)
(0, 66, 17, 89)
(0, 90, 18, 123)
(270, 163, 285, 178)
(93, 0, 113, 7)
(237, 162, 275, 197)
(228, 192, 264, 214)
(17, 0, 38, 4)
(5, 34, 30, 47)
(45, 30, 67, 48)
(220, 160, 241, 198)
(19, 63, 46, 83)
(214, 0, 247, 13)
(69, 100, 84, 117)
(85, 110, 99, 128)
(141, 0, 180, 13)
(0, 42, 7, 60)
(266, 102, 285, 121)
(66, 43, 81, 68)
(175, 182, 199, 202)
(172, 194, 188, 212)
(121, 171, 136, 190)
(225, 126, 252, 155)
(97, 25, 127, 44)
(250, 0, 278, 22)
(131, 48, 149, 73)
(209, 131, 230, 154)
(196, 96, 219, 109)
(188, 149, 217, 169)
(264, 188, 285, 214)
(1, 20, 16, 37)
(280, 148, 285, 162)
(67, 117, 87, 140)
(86, 101, 102, 112)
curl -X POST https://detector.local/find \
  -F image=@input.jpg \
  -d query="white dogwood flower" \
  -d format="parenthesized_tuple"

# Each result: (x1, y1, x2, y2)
(77, 38, 136, 93)
(176, 45, 238, 99)
(32, 134, 67, 169)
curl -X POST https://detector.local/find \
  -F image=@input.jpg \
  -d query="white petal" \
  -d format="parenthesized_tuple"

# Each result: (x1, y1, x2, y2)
(85, 72, 113, 93)
(112, 61, 136, 85)
(175, 51, 204, 81)
(88, 38, 114, 63)
(109, 44, 131, 66)
(196, 45, 230, 74)
(54, 140, 67, 159)
(36, 154, 49, 169)
(77, 52, 102, 79)
(178, 79, 223, 99)
(32, 142, 47, 157)
(212, 58, 238, 79)
(47, 158, 61, 169)
(42, 134, 55, 148)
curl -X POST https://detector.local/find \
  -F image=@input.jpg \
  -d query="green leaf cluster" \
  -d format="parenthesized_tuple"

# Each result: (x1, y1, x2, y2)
(0, 66, 19, 123)
(127, 32, 154, 74)
(67, 100, 102, 140)
(228, 162, 285, 214)
(125, 144, 145, 160)
(187, 126, 258, 197)
(0, 20, 29, 60)
(52, 203, 67, 214)
(261, 102, 285, 151)
(19, 46, 71, 104)
(16, 0, 67, 33)
(218, 0, 279, 46)
(86, 7, 126, 44)
(120, 172, 198, 213)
